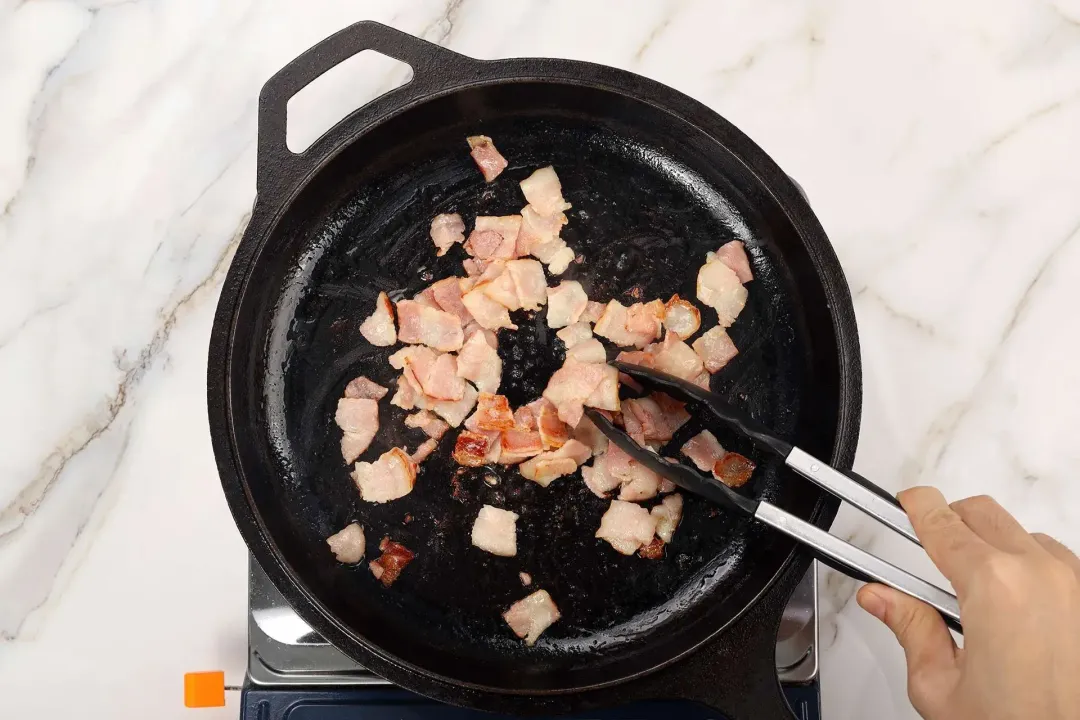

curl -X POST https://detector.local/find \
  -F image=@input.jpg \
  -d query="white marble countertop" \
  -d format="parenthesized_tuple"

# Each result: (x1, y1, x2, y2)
(3, 0, 1080, 717)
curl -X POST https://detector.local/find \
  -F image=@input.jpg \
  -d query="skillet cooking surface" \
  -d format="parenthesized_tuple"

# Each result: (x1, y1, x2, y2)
(234, 81, 843, 691)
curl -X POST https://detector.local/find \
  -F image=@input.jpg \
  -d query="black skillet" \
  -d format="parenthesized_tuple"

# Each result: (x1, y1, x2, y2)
(207, 21, 862, 719)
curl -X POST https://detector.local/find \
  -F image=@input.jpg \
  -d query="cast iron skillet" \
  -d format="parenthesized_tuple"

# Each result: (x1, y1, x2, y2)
(207, 21, 861, 719)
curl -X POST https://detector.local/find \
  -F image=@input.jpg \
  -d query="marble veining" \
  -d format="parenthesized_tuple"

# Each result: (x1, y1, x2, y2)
(2, 1, 1079, 718)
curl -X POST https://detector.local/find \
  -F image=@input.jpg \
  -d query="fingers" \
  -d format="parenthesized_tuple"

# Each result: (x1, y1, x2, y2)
(949, 495, 1036, 553)
(899, 486, 991, 590)
(857, 583, 959, 703)
(1032, 533, 1080, 579)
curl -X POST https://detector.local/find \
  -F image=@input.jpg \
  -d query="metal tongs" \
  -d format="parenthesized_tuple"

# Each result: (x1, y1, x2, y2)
(585, 362, 962, 633)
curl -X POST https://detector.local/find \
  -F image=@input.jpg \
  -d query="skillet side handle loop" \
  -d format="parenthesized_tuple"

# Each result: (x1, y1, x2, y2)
(256, 21, 473, 195)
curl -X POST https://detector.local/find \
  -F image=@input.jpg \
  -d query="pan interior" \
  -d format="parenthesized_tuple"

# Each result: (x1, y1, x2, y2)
(233, 81, 841, 690)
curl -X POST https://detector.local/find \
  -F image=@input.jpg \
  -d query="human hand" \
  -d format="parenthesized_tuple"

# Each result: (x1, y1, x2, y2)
(856, 487, 1080, 720)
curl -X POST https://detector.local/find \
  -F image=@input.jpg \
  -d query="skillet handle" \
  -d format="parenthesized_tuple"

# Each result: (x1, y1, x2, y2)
(256, 21, 475, 196)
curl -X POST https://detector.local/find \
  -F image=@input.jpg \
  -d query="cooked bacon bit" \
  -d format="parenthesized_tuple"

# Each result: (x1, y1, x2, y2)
(454, 430, 496, 467)
(624, 300, 666, 347)
(515, 404, 538, 431)
(714, 452, 756, 488)
(470, 505, 519, 557)
(693, 326, 739, 373)
(352, 448, 417, 503)
(638, 537, 665, 559)
(344, 376, 388, 400)
(681, 430, 726, 472)
(519, 572, 532, 586)
(336, 398, 379, 463)
(697, 255, 748, 327)
(507, 259, 548, 311)
(499, 427, 544, 464)
(651, 333, 704, 380)
(430, 213, 466, 256)
(652, 493, 684, 544)
(714, 240, 753, 284)
(517, 204, 567, 257)
(503, 589, 561, 646)
(462, 284, 516, 330)
(430, 382, 479, 427)
(542, 360, 620, 426)
(396, 299, 464, 351)
(565, 338, 607, 364)
(485, 474, 500, 486)
(663, 294, 702, 340)
(369, 537, 416, 587)
(326, 523, 366, 564)
(519, 166, 572, 216)
(535, 400, 569, 450)
(404, 410, 450, 441)
(596, 500, 658, 555)
(623, 393, 689, 442)
(410, 438, 439, 464)
(456, 330, 502, 394)
(556, 322, 593, 348)
(519, 439, 591, 486)
(467, 135, 508, 182)
(359, 292, 397, 346)
(474, 393, 516, 431)
(580, 301, 606, 324)
(429, 277, 473, 324)
(546, 281, 589, 328)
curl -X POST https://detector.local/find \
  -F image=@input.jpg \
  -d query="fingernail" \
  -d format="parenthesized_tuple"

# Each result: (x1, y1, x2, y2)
(858, 587, 888, 621)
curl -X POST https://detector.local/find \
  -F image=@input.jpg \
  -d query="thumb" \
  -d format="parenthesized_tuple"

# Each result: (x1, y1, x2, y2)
(857, 583, 958, 678)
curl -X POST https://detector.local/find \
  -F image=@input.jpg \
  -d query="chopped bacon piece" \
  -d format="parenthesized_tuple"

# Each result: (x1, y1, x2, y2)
(542, 360, 620, 426)
(681, 430, 726, 472)
(474, 393, 516, 431)
(467, 135, 508, 182)
(391, 374, 421, 410)
(514, 404, 538, 431)
(481, 264, 523, 310)
(638, 537, 665, 559)
(468, 216, 521, 261)
(507, 259, 548, 311)
(392, 346, 465, 400)
(596, 500, 657, 555)
(663, 294, 701, 340)
(454, 430, 497, 467)
(556, 322, 593, 348)
(410, 438, 438, 464)
(565, 338, 607, 364)
(326, 523, 366, 564)
(463, 257, 485, 277)
(429, 277, 474, 324)
(581, 301, 606, 324)
(430, 382, 479, 427)
(533, 399, 569, 450)
(517, 204, 567, 257)
(623, 393, 690, 442)
(336, 398, 379, 463)
(430, 213, 466, 256)
(593, 300, 635, 347)
(573, 413, 609, 456)
(499, 427, 544, 464)
(519, 439, 591, 486)
(697, 256, 748, 327)
(359, 292, 397, 347)
(503, 589, 560, 646)
(652, 493, 684, 543)
(519, 572, 532, 586)
(412, 287, 440, 308)
(462, 284, 516, 330)
(602, 442, 663, 501)
(369, 537, 415, 587)
(581, 453, 619, 498)
(471, 505, 518, 557)
(404, 410, 450, 441)
(546, 281, 588, 328)
(625, 300, 666, 346)
(344, 376, 388, 400)
(456, 329, 502, 394)
(395, 299, 464, 352)
(651, 333, 704, 380)
(352, 448, 417, 503)
(693, 326, 739, 373)
(714, 240, 753, 284)
(519, 166, 571, 216)
(714, 452, 756, 488)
